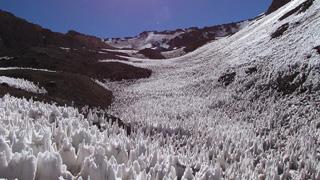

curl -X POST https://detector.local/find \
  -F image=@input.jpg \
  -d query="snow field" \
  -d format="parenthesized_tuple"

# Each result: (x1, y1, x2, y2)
(0, 76, 47, 94)
(104, 0, 320, 179)
(0, 0, 320, 179)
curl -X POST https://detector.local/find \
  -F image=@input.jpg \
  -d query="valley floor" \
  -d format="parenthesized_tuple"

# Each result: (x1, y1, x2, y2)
(0, 0, 320, 179)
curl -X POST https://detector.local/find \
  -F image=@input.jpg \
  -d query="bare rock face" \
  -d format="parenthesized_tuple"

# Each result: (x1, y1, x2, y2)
(138, 48, 165, 59)
(266, 0, 292, 14)
(66, 30, 111, 49)
(0, 10, 111, 49)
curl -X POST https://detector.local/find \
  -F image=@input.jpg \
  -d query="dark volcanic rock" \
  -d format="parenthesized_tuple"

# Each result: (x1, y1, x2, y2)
(0, 10, 152, 81)
(266, 0, 291, 14)
(271, 23, 289, 39)
(0, 69, 113, 108)
(138, 48, 165, 59)
(218, 72, 236, 86)
(245, 67, 258, 75)
(279, 0, 315, 21)
(0, 10, 112, 49)
(168, 29, 215, 53)
(274, 71, 304, 94)
(314, 46, 320, 54)
(269, 63, 316, 95)
(0, 47, 151, 81)
(66, 30, 110, 49)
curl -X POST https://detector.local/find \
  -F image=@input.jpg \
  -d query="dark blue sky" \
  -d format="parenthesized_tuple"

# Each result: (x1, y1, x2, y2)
(0, 0, 271, 38)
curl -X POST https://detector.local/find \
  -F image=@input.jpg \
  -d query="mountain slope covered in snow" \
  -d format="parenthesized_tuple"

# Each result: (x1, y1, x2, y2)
(0, 0, 320, 179)
(105, 20, 250, 59)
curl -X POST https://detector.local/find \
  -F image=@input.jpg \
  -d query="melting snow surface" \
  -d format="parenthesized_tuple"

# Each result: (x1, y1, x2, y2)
(0, 0, 320, 179)
(0, 76, 47, 94)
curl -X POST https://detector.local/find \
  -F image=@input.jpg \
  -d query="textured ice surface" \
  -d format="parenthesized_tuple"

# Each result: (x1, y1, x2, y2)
(0, 0, 320, 179)
(0, 76, 47, 94)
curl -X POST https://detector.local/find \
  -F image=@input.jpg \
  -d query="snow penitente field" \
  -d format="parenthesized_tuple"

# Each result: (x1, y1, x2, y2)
(0, 0, 320, 179)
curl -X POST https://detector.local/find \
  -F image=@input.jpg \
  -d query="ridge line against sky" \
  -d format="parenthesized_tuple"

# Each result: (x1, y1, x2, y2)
(0, 0, 272, 38)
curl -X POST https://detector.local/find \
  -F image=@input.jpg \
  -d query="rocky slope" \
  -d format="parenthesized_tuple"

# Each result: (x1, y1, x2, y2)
(0, 10, 112, 50)
(267, 0, 292, 14)
(0, 9, 152, 109)
(105, 20, 250, 58)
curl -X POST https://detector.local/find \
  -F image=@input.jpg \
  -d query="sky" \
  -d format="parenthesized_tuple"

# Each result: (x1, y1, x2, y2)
(0, 0, 272, 38)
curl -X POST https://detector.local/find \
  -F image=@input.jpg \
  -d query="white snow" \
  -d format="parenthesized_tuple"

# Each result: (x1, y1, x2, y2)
(0, 0, 320, 179)
(104, 0, 320, 178)
(106, 31, 184, 50)
(0, 57, 14, 61)
(0, 67, 56, 73)
(161, 48, 186, 59)
(60, 47, 71, 51)
(105, 20, 248, 53)
(94, 79, 110, 90)
(101, 49, 138, 54)
(0, 76, 47, 94)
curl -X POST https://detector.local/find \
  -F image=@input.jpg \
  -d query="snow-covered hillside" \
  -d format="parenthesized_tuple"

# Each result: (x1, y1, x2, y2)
(105, 21, 249, 53)
(106, 31, 185, 50)
(0, 0, 320, 179)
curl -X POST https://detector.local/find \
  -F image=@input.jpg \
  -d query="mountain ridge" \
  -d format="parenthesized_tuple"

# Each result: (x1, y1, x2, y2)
(104, 20, 250, 58)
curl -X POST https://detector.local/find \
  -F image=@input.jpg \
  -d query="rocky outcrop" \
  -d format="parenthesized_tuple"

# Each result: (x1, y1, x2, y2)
(279, 0, 315, 20)
(66, 30, 112, 49)
(271, 23, 289, 39)
(218, 72, 236, 86)
(0, 10, 111, 49)
(266, 0, 292, 14)
(105, 21, 248, 56)
(138, 48, 165, 59)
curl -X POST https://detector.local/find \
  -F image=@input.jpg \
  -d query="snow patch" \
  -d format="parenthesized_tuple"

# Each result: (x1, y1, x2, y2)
(0, 57, 14, 61)
(0, 76, 47, 94)
(0, 67, 56, 73)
